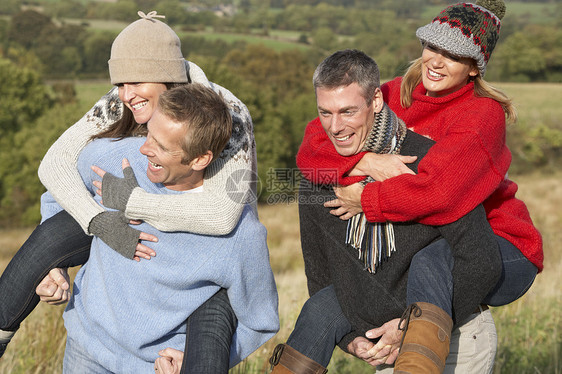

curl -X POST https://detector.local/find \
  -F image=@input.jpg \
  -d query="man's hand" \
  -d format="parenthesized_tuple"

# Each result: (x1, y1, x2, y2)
(348, 336, 380, 367)
(348, 153, 416, 181)
(92, 158, 139, 211)
(364, 318, 402, 365)
(154, 348, 183, 374)
(36, 268, 70, 305)
(324, 183, 364, 220)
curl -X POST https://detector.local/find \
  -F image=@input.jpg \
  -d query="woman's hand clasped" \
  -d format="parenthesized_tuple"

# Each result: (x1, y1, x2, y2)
(348, 153, 416, 181)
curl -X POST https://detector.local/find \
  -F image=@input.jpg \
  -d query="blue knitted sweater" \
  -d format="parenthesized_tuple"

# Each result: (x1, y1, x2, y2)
(41, 137, 279, 373)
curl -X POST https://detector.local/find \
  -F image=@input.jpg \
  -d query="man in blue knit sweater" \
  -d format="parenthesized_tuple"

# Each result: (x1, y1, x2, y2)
(40, 84, 279, 373)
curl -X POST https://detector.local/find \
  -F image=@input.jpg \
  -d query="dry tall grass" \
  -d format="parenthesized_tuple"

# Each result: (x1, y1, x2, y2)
(0, 172, 560, 373)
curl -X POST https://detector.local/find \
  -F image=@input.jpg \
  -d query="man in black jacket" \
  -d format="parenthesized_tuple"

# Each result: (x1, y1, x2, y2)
(269, 50, 501, 374)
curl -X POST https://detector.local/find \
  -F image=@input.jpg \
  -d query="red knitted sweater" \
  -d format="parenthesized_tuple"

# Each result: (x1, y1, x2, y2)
(296, 77, 543, 271)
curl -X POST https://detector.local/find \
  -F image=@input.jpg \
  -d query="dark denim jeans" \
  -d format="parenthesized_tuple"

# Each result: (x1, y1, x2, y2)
(407, 235, 538, 317)
(286, 285, 352, 367)
(0, 210, 91, 332)
(182, 288, 237, 374)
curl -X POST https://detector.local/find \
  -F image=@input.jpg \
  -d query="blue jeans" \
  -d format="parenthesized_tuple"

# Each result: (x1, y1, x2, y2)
(182, 288, 236, 374)
(0, 210, 91, 332)
(407, 235, 538, 317)
(286, 285, 352, 367)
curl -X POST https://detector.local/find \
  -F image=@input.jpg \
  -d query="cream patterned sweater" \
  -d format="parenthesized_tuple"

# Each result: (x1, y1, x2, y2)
(38, 61, 256, 235)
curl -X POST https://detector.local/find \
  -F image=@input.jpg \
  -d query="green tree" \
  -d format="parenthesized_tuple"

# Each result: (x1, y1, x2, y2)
(46, 0, 87, 19)
(0, 102, 83, 226)
(0, 58, 53, 135)
(82, 31, 115, 76)
(492, 32, 546, 82)
(4, 46, 45, 73)
(522, 25, 562, 82)
(34, 24, 87, 78)
(222, 45, 312, 104)
(8, 10, 52, 49)
(91, 1, 137, 22)
(0, 60, 75, 226)
(0, 0, 20, 16)
(311, 27, 337, 52)
(155, 0, 187, 25)
(135, 0, 160, 14)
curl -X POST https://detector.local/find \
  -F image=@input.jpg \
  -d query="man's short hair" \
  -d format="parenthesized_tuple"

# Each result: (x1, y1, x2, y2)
(157, 84, 232, 164)
(312, 49, 381, 104)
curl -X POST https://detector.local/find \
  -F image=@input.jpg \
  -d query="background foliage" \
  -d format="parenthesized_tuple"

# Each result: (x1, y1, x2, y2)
(0, 0, 561, 227)
(0, 1, 560, 373)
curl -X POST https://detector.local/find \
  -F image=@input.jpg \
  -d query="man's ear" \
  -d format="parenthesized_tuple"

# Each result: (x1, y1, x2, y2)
(372, 87, 384, 113)
(191, 150, 213, 171)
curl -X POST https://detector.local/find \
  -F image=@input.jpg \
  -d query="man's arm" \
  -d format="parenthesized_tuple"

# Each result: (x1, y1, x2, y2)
(298, 180, 332, 296)
(298, 181, 367, 352)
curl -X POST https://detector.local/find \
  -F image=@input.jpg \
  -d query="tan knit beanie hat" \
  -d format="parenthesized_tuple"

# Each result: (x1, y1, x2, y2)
(108, 11, 187, 85)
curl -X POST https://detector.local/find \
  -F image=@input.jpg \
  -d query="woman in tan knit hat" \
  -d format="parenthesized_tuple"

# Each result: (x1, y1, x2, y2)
(296, 1, 542, 373)
(0, 11, 258, 374)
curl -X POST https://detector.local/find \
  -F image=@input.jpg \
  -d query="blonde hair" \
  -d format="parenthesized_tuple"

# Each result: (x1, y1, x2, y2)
(400, 57, 517, 125)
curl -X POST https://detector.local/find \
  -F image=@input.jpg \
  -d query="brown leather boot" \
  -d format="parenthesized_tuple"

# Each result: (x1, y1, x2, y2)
(394, 302, 453, 374)
(269, 344, 328, 374)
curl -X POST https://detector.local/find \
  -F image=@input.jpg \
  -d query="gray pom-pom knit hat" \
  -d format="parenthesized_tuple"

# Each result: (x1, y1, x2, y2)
(416, 0, 506, 76)
(108, 11, 188, 85)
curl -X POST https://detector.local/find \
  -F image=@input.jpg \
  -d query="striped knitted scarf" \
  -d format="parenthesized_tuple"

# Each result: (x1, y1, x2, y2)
(346, 103, 407, 273)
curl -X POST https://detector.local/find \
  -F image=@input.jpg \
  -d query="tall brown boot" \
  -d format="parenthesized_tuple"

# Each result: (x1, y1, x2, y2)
(269, 344, 328, 374)
(394, 302, 453, 374)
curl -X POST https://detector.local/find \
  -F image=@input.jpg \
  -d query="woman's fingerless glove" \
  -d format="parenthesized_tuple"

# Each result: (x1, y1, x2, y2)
(88, 211, 140, 259)
(101, 166, 139, 211)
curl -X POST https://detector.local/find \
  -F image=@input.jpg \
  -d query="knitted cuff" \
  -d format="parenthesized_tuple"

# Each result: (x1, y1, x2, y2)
(361, 182, 385, 222)
(101, 166, 139, 211)
(88, 211, 140, 259)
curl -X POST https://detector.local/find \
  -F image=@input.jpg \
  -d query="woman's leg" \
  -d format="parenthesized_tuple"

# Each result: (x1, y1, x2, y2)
(181, 288, 236, 374)
(483, 236, 538, 306)
(285, 285, 352, 367)
(269, 285, 350, 373)
(406, 238, 454, 316)
(0, 210, 91, 356)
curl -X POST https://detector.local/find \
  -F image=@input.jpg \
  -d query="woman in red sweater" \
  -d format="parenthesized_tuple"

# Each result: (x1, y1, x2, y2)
(297, 0, 542, 371)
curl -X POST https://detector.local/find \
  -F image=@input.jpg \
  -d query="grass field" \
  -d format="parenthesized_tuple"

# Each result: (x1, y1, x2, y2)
(0, 82, 560, 372)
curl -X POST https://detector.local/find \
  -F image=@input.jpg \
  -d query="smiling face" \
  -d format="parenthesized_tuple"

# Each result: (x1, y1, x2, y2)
(139, 108, 203, 191)
(118, 83, 167, 124)
(316, 83, 383, 157)
(421, 44, 479, 98)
